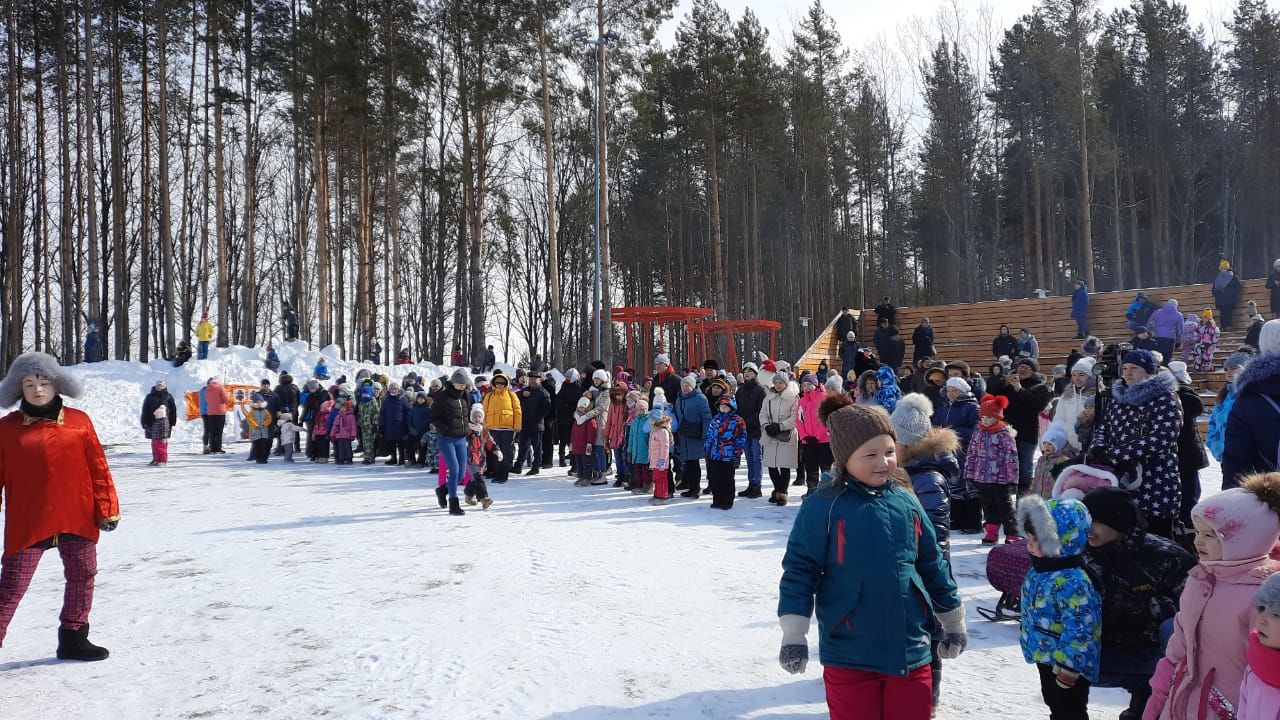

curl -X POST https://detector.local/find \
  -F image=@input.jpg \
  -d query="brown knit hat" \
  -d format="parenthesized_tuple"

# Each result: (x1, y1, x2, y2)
(821, 395, 897, 470)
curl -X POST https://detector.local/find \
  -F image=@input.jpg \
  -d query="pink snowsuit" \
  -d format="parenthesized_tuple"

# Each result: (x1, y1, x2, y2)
(330, 409, 358, 440)
(1238, 630, 1280, 720)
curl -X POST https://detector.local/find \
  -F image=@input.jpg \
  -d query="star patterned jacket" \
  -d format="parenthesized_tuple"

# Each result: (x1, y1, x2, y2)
(1089, 371, 1183, 520)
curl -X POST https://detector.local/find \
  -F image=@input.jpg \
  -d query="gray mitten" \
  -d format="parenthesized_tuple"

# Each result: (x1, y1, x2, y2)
(779, 614, 810, 674)
(937, 606, 968, 659)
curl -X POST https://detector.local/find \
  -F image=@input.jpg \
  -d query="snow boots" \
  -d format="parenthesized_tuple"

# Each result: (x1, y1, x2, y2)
(448, 497, 465, 516)
(435, 485, 448, 509)
(738, 485, 762, 499)
(56, 624, 109, 662)
(981, 524, 999, 545)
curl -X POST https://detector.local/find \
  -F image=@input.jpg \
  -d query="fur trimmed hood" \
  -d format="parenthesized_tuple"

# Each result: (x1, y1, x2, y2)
(1235, 352, 1280, 397)
(0, 351, 84, 408)
(1111, 370, 1177, 406)
(898, 426, 960, 468)
(1016, 495, 1092, 559)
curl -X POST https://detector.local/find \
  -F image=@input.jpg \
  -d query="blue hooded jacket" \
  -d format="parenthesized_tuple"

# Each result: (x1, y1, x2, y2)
(379, 392, 410, 441)
(1018, 497, 1102, 681)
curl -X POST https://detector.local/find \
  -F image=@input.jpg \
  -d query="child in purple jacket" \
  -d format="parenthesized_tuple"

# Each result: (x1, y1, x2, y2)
(964, 394, 1021, 545)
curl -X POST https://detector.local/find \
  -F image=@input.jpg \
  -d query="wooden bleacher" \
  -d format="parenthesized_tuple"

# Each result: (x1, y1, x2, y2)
(797, 280, 1273, 422)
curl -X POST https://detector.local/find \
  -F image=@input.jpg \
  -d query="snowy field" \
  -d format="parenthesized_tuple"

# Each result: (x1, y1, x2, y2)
(0, 348, 1222, 718)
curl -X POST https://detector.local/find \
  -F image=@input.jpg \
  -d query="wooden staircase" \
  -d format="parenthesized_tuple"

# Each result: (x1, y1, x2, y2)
(797, 280, 1272, 421)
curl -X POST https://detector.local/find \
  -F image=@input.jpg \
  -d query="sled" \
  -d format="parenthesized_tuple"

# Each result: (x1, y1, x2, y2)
(975, 539, 1030, 623)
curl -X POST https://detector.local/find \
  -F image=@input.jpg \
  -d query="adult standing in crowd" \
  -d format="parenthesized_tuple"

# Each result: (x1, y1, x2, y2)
(539, 374, 558, 473)
(1052, 357, 1096, 454)
(1150, 299, 1184, 366)
(1212, 260, 1244, 329)
(987, 357, 1052, 491)
(1087, 349, 1183, 538)
(195, 311, 215, 360)
(1017, 327, 1039, 360)
(912, 318, 936, 366)
(760, 371, 799, 506)
(515, 371, 552, 476)
(1222, 320, 1280, 488)
(1080, 487, 1195, 720)
(202, 378, 232, 455)
(378, 382, 410, 465)
(430, 369, 471, 516)
(1071, 279, 1090, 338)
(274, 373, 301, 454)
(839, 331, 859, 379)
(554, 369, 583, 467)
(675, 374, 711, 498)
(141, 380, 178, 448)
(874, 296, 897, 327)
(0, 352, 120, 661)
(302, 379, 330, 460)
(735, 362, 767, 499)
(482, 371, 522, 484)
(649, 353, 683, 409)
(991, 325, 1018, 361)
(1167, 361, 1207, 525)
(1269, 259, 1280, 319)
(835, 307, 857, 347)
(875, 318, 906, 372)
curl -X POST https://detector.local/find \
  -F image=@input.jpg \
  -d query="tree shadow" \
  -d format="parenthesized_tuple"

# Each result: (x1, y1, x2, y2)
(193, 507, 432, 534)
(532, 680, 826, 720)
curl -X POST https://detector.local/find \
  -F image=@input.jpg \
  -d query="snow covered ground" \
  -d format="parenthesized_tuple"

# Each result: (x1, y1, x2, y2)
(0, 352, 1223, 718)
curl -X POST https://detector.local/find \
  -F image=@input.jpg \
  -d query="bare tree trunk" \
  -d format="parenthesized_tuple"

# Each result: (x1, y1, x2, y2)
(157, 0, 176, 355)
(109, 2, 128, 359)
(212, 3, 228, 346)
(240, 0, 257, 345)
(57, 0, 76, 361)
(6, 0, 27, 366)
(596, 0, 612, 361)
(538, 7, 562, 369)
(1032, 160, 1045, 292)
(1112, 162, 1124, 289)
(141, 12, 152, 359)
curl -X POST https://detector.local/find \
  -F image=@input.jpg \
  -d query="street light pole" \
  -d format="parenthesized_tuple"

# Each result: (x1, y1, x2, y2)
(579, 32, 618, 363)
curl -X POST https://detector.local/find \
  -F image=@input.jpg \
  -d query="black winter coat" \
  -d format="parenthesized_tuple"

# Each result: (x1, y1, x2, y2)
(735, 378, 767, 438)
(900, 429, 959, 558)
(1130, 335, 1160, 353)
(1223, 352, 1280, 488)
(836, 313, 857, 343)
(1090, 372, 1183, 520)
(555, 380, 585, 435)
(649, 371, 683, 410)
(1246, 319, 1264, 351)
(519, 385, 553, 432)
(987, 373, 1052, 443)
(992, 334, 1018, 359)
(141, 390, 178, 438)
(430, 385, 470, 438)
(839, 341, 859, 377)
(1174, 383, 1207, 478)
(931, 394, 980, 450)
(874, 303, 897, 327)
(1083, 531, 1195, 652)
(275, 381, 300, 417)
(875, 327, 906, 370)
(304, 388, 331, 424)
(912, 326, 936, 363)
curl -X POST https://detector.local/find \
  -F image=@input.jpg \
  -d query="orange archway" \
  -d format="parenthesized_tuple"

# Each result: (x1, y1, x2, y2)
(688, 319, 782, 371)
(609, 306, 714, 376)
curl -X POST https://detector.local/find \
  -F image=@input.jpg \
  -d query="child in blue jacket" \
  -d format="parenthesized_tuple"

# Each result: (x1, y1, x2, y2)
(704, 395, 746, 509)
(778, 395, 966, 720)
(1016, 495, 1102, 718)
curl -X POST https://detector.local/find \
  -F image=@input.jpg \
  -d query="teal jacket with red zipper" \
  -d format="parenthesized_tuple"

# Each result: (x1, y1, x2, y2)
(777, 471, 961, 675)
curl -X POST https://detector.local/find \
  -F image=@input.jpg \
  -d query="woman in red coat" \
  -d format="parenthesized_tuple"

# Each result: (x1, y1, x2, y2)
(0, 352, 120, 661)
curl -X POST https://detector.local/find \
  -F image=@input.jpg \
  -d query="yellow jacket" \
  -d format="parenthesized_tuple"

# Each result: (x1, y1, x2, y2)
(196, 319, 215, 342)
(482, 388, 522, 431)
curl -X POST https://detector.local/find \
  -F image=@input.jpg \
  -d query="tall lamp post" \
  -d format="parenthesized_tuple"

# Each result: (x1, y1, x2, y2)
(578, 30, 619, 362)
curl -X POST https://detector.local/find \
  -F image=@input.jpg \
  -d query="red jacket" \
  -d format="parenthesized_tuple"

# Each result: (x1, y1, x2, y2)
(571, 415, 598, 456)
(0, 407, 120, 558)
(204, 382, 232, 415)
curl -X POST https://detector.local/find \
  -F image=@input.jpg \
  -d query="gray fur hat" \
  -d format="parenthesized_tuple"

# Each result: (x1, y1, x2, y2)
(0, 351, 84, 407)
(1256, 573, 1280, 615)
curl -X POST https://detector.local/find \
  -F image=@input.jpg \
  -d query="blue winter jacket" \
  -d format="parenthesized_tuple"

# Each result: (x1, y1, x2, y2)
(626, 415, 652, 465)
(1222, 352, 1280, 489)
(901, 432, 959, 558)
(778, 472, 961, 676)
(314, 362, 330, 380)
(874, 365, 902, 413)
(674, 390, 711, 461)
(408, 400, 434, 438)
(1206, 384, 1236, 463)
(379, 393, 411, 441)
(84, 332, 101, 362)
(1019, 498, 1102, 681)
(704, 409, 746, 462)
(1071, 284, 1089, 319)
(931, 394, 979, 450)
(198, 387, 209, 415)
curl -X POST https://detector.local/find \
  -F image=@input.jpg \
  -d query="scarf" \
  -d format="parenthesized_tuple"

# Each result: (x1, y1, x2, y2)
(21, 395, 64, 422)
(1031, 554, 1084, 573)
(979, 419, 1008, 434)
(1249, 630, 1280, 689)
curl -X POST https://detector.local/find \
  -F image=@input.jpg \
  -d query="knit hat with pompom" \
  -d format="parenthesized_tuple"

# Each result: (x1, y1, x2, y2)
(979, 394, 1008, 420)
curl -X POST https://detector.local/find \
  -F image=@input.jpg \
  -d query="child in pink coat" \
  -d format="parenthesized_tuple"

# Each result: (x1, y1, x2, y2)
(1240, 572, 1280, 719)
(330, 400, 358, 465)
(1146, 472, 1280, 720)
(648, 406, 673, 505)
(795, 374, 833, 497)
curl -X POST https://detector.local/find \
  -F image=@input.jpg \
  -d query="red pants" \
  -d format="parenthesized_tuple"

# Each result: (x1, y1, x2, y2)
(632, 465, 651, 489)
(151, 438, 169, 463)
(651, 468, 669, 499)
(824, 664, 932, 720)
(0, 535, 97, 646)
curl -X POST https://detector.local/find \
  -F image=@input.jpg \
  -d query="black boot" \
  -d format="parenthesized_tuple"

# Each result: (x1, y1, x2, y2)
(435, 485, 448, 509)
(448, 497, 465, 516)
(56, 624, 109, 662)
(738, 485, 762, 499)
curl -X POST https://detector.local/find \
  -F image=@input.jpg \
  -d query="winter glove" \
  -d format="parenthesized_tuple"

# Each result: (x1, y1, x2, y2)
(1053, 665, 1080, 690)
(936, 606, 968, 659)
(654, 458, 668, 472)
(764, 423, 781, 438)
(778, 614, 810, 675)
(99, 518, 119, 532)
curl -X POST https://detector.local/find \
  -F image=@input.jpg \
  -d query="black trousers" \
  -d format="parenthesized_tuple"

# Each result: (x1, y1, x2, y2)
(542, 428, 556, 470)
(200, 415, 210, 445)
(1036, 663, 1090, 720)
(205, 414, 227, 453)
(490, 430, 516, 482)
(333, 438, 353, 464)
(312, 436, 330, 460)
(799, 442, 833, 490)
(976, 483, 1017, 535)
(682, 459, 702, 493)
(251, 438, 272, 463)
(768, 467, 791, 495)
(706, 459, 736, 508)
